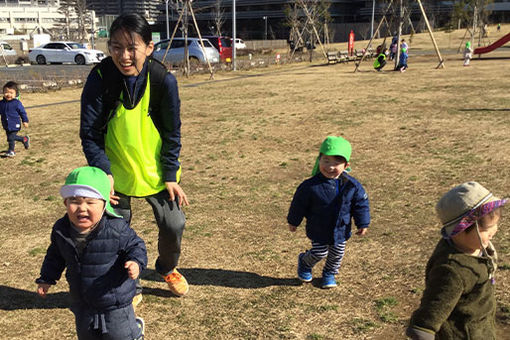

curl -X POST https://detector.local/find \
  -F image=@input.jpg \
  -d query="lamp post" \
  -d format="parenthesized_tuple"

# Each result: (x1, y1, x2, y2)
(165, 0, 170, 39)
(233, 0, 237, 71)
(263, 16, 267, 40)
(371, 0, 375, 41)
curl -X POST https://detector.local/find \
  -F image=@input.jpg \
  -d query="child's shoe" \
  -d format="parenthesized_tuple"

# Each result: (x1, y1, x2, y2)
(5, 151, 15, 157)
(297, 253, 312, 282)
(321, 272, 337, 289)
(135, 317, 145, 339)
(162, 268, 189, 296)
(23, 135, 30, 149)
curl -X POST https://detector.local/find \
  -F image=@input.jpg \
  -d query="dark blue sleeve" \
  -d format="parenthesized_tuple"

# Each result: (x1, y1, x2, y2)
(17, 101, 29, 123)
(158, 73, 182, 182)
(351, 182, 370, 229)
(80, 70, 112, 175)
(119, 221, 148, 271)
(287, 181, 309, 227)
(36, 229, 66, 285)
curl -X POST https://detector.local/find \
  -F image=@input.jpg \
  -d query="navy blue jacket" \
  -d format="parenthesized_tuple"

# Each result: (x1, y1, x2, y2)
(36, 214, 147, 311)
(80, 58, 182, 182)
(0, 98, 28, 132)
(287, 172, 370, 244)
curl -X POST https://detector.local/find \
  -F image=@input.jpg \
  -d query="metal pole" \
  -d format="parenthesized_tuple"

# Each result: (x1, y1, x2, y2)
(263, 16, 267, 40)
(233, 0, 237, 71)
(165, 0, 170, 39)
(371, 0, 375, 40)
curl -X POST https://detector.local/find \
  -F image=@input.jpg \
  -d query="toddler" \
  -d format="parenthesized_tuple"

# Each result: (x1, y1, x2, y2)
(0, 81, 29, 157)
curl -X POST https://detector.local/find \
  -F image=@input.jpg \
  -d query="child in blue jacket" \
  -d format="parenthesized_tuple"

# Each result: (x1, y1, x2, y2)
(398, 47, 408, 72)
(0, 81, 29, 157)
(36, 166, 147, 340)
(287, 136, 370, 288)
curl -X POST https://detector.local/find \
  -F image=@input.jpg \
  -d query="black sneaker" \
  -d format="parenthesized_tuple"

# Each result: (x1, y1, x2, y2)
(23, 135, 30, 149)
(135, 317, 145, 339)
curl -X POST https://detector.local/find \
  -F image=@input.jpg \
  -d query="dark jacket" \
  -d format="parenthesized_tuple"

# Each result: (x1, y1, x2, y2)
(287, 172, 370, 244)
(36, 215, 147, 311)
(407, 238, 496, 340)
(0, 98, 28, 132)
(80, 57, 182, 182)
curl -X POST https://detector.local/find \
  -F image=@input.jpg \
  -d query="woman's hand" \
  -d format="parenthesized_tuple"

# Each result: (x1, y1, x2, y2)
(165, 182, 189, 207)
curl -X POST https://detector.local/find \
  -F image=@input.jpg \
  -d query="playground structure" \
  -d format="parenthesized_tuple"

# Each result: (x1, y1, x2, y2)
(473, 32, 510, 55)
(355, 0, 444, 72)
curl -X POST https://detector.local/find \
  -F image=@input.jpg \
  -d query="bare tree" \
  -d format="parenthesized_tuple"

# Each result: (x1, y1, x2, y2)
(74, 0, 90, 42)
(212, 0, 225, 36)
(57, 0, 75, 40)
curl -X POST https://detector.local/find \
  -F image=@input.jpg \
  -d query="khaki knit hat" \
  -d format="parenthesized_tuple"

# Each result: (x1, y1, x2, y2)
(436, 181, 507, 238)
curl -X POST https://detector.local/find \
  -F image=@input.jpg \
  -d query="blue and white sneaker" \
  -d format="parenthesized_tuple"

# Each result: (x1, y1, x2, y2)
(321, 272, 337, 289)
(297, 253, 312, 282)
(135, 317, 145, 339)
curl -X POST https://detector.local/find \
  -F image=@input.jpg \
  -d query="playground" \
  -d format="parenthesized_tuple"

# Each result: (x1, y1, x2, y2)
(1, 24, 510, 339)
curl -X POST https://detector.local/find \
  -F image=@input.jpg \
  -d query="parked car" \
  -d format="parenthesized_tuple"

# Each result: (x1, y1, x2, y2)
(152, 38, 219, 65)
(202, 36, 232, 62)
(0, 41, 17, 56)
(28, 41, 105, 65)
(232, 38, 247, 50)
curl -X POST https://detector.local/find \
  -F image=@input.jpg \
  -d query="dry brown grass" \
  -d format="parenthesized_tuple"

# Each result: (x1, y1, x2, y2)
(1, 26, 510, 339)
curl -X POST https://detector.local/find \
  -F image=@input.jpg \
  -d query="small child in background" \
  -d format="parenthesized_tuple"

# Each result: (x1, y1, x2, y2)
(407, 182, 506, 340)
(463, 41, 473, 66)
(0, 81, 29, 157)
(287, 136, 370, 288)
(398, 47, 408, 72)
(373, 48, 388, 72)
(36, 166, 147, 340)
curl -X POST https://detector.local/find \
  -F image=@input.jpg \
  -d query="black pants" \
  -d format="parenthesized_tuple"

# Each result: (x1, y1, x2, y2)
(6, 130, 24, 152)
(112, 190, 186, 277)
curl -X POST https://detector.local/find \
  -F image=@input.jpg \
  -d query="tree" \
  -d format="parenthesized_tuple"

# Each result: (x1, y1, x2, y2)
(212, 0, 225, 36)
(57, 0, 75, 40)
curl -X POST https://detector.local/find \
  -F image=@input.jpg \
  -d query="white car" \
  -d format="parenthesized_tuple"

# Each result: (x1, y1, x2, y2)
(232, 38, 247, 49)
(28, 41, 105, 65)
(152, 38, 219, 65)
(0, 41, 17, 56)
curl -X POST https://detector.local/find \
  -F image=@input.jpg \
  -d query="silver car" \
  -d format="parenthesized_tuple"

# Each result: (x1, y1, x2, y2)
(28, 41, 105, 65)
(0, 41, 17, 56)
(152, 38, 219, 65)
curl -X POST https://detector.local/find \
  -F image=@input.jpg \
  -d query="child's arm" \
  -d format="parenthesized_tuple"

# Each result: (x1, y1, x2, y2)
(407, 264, 463, 338)
(120, 222, 148, 275)
(287, 182, 309, 231)
(17, 101, 29, 126)
(352, 183, 370, 233)
(35, 230, 66, 296)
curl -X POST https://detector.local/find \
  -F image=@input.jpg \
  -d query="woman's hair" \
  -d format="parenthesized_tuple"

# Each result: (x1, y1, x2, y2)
(109, 13, 152, 45)
(3, 81, 19, 95)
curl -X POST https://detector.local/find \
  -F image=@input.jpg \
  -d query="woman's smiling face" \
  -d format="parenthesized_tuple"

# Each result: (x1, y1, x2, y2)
(108, 30, 154, 76)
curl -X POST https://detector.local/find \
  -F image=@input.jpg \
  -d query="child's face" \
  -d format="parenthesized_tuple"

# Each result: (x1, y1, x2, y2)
(64, 197, 105, 231)
(319, 155, 349, 179)
(3, 87, 16, 101)
(457, 215, 500, 253)
(109, 30, 154, 76)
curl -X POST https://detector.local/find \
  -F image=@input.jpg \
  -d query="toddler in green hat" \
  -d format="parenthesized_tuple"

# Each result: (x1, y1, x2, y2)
(36, 166, 148, 339)
(287, 136, 370, 288)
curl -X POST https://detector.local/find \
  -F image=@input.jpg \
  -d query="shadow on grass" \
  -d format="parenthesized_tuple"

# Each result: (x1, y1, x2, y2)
(0, 285, 70, 310)
(141, 268, 301, 289)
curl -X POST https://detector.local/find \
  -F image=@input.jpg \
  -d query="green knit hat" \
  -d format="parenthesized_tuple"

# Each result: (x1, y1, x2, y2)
(60, 166, 121, 218)
(311, 136, 352, 176)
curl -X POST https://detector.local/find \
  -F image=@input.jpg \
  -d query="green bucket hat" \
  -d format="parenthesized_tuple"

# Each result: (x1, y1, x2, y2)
(60, 166, 121, 218)
(311, 136, 352, 176)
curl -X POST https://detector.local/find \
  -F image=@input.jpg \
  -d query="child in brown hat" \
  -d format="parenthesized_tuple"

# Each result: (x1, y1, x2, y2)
(407, 181, 506, 340)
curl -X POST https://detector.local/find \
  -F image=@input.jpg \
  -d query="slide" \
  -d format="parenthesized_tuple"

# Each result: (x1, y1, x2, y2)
(474, 32, 510, 54)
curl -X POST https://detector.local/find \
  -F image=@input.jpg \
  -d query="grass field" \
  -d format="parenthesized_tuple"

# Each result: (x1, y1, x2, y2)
(1, 26, 510, 339)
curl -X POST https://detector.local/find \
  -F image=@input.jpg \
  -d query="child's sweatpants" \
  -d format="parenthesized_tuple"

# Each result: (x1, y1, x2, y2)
(72, 304, 142, 340)
(301, 241, 347, 275)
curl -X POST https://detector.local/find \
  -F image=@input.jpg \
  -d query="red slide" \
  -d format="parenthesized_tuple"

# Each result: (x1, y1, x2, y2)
(474, 32, 510, 54)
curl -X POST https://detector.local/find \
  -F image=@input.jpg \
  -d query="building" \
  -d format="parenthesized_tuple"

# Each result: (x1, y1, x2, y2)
(0, 0, 63, 35)
(86, 0, 161, 30)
